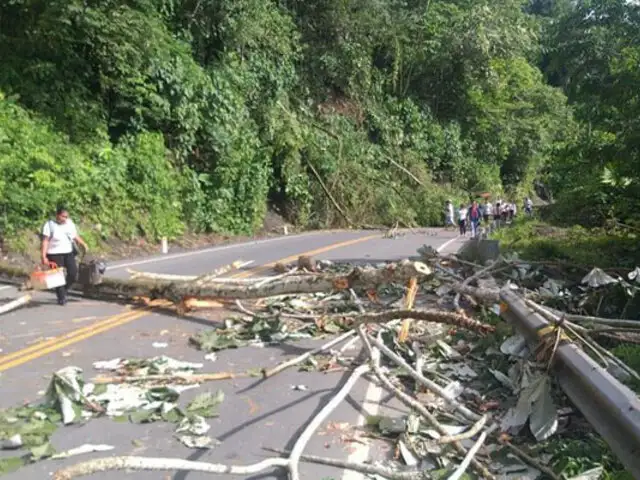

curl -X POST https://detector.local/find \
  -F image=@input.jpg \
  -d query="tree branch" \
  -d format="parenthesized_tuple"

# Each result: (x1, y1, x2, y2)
(367, 334, 481, 422)
(288, 364, 370, 479)
(52, 456, 289, 480)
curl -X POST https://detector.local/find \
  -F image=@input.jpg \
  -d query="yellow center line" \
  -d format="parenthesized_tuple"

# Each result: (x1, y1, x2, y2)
(0, 232, 380, 371)
(0, 310, 150, 372)
(0, 310, 140, 366)
(232, 234, 379, 278)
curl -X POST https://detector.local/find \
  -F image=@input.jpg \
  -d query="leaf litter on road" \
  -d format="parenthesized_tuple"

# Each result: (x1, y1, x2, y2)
(0, 253, 637, 479)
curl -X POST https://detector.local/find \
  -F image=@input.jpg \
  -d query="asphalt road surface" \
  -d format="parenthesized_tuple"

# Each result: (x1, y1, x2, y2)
(0, 228, 465, 480)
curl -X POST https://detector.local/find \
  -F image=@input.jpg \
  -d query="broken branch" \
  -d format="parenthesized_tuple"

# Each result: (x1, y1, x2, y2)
(367, 333, 482, 422)
(438, 414, 488, 444)
(262, 330, 356, 378)
(288, 364, 369, 480)
(52, 456, 288, 479)
(0, 294, 31, 315)
(453, 259, 504, 311)
(499, 440, 562, 480)
(284, 451, 434, 479)
(447, 431, 487, 480)
(398, 277, 418, 343)
(353, 309, 494, 334)
(527, 299, 640, 329)
(90, 372, 242, 385)
(359, 330, 495, 480)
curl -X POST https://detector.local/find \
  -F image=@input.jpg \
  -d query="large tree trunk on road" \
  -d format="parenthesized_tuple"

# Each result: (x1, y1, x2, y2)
(0, 260, 432, 304)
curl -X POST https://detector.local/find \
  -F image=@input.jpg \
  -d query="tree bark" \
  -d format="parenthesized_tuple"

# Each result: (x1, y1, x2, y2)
(0, 260, 432, 304)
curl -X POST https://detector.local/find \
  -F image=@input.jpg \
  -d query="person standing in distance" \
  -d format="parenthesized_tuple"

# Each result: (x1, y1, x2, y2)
(40, 206, 89, 305)
(445, 200, 456, 230)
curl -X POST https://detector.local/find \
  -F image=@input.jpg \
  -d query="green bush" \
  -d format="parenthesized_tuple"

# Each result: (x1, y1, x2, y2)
(491, 218, 640, 269)
(0, 92, 187, 242)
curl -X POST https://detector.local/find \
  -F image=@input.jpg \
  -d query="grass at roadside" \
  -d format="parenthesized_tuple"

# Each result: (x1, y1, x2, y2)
(490, 218, 640, 269)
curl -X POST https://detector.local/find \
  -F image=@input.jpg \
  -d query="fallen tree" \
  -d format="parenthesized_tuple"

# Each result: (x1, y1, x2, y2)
(0, 259, 432, 307)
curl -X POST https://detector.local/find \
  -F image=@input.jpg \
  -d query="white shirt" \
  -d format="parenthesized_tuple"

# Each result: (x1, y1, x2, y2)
(42, 219, 78, 255)
(458, 208, 468, 220)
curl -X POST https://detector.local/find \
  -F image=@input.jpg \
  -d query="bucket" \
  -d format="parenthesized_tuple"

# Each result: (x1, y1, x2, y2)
(30, 268, 67, 290)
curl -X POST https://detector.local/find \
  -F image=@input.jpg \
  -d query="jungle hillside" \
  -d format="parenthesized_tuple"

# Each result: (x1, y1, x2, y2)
(0, 0, 638, 254)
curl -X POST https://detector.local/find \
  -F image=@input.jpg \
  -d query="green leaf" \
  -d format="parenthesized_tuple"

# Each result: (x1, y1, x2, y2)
(161, 406, 184, 424)
(298, 358, 318, 372)
(0, 457, 25, 475)
(29, 442, 55, 461)
(189, 330, 244, 352)
(186, 391, 224, 418)
(128, 409, 156, 424)
(146, 387, 179, 403)
(93, 384, 108, 396)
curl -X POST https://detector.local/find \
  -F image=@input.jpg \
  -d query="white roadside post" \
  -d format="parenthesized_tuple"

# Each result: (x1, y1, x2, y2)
(161, 237, 168, 254)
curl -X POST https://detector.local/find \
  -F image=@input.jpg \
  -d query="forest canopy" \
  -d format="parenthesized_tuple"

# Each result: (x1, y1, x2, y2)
(0, 0, 638, 239)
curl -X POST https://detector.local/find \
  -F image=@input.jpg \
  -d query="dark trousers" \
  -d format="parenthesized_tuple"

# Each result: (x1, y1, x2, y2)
(458, 219, 467, 236)
(46, 252, 77, 302)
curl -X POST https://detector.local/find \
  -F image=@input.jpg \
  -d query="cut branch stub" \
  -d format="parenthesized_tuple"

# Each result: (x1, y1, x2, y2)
(333, 278, 349, 290)
(297, 255, 316, 272)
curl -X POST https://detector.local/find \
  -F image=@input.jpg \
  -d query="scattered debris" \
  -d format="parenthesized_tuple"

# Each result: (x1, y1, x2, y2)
(0, 251, 637, 480)
(204, 353, 217, 362)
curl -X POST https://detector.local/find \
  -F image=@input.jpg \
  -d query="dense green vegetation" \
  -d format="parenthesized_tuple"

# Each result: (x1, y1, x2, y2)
(0, 0, 638, 247)
(492, 218, 640, 269)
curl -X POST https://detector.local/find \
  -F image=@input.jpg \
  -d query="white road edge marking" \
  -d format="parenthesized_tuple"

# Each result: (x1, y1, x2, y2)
(341, 233, 460, 479)
(109, 230, 344, 270)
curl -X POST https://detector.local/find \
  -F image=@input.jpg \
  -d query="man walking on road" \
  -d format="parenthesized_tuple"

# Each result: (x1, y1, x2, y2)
(40, 206, 89, 305)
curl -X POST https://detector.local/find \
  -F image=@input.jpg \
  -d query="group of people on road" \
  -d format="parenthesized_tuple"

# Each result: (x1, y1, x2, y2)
(445, 197, 534, 238)
(36, 196, 534, 306)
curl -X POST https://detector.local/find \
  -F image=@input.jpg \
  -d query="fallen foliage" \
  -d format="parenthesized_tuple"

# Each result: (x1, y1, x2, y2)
(0, 248, 638, 479)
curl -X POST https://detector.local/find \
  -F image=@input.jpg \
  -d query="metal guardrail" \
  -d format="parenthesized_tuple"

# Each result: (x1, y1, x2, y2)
(500, 290, 640, 478)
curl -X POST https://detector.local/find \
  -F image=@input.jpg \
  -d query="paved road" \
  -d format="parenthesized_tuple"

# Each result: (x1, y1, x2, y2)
(0, 228, 465, 479)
